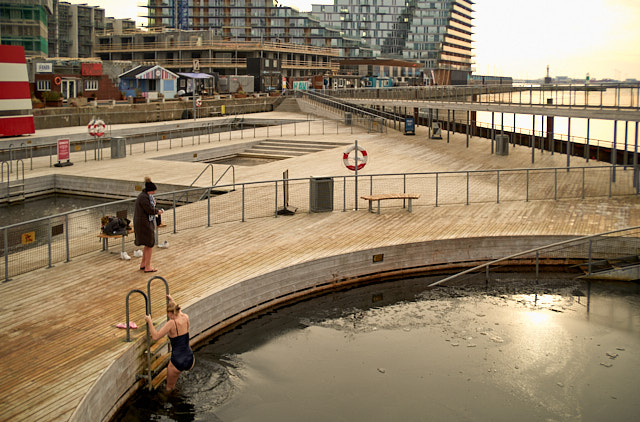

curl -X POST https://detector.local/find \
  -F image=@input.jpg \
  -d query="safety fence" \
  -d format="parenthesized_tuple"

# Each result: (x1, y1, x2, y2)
(2, 165, 638, 282)
(430, 225, 640, 287)
(327, 83, 640, 110)
(0, 117, 367, 182)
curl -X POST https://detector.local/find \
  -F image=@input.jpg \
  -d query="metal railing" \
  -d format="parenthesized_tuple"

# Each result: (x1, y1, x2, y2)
(0, 117, 365, 181)
(429, 226, 640, 287)
(2, 165, 638, 282)
(325, 83, 640, 111)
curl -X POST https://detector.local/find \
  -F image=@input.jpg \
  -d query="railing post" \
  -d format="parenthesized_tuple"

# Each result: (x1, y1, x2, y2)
(587, 240, 593, 275)
(172, 192, 177, 233)
(466, 171, 469, 205)
(47, 218, 53, 268)
(65, 214, 70, 262)
(3, 228, 9, 282)
(496, 170, 500, 204)
(242, 184, 246, 222)
(207, 188, 211, 227)
(275, 180, 278, 218)
(435, 173, 439, 207)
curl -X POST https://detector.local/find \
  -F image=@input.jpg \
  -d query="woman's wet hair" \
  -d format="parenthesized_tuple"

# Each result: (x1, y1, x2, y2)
(167, 299, 181, 315)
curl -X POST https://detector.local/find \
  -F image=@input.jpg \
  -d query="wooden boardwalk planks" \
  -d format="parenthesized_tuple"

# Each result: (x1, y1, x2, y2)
(0, 112, 638, 422)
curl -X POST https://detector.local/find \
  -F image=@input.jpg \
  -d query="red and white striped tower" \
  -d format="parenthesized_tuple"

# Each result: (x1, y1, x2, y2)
(0, 45, 35, 137)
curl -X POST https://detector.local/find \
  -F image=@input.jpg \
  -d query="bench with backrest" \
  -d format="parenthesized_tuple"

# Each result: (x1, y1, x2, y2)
(361, 193, 421, 214)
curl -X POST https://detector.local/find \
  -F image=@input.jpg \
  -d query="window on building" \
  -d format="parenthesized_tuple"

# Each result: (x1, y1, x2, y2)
(85, 79, 99, 91)
(37, 80, 51, 91)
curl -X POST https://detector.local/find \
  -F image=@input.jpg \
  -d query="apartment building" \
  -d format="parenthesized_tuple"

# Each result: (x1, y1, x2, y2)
(311, 0, 474, 84)
(48, 0, 105, 58)
(142, 0, 372, 59)
(0, 0, 53, 57)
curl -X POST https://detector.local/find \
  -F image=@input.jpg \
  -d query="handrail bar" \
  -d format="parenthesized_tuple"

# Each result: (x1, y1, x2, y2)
(125, 289, 150, 342)
(428, 225, 640, 287)
(213, 165, 235, 187)
(0, 164, 632, 231)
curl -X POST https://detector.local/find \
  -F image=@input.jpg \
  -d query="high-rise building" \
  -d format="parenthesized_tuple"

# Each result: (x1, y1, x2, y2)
(48, 0, 105, 58)
(312, 0, 473, 83)
(0, 0, 53, 57)
(0, 0, 105, 58)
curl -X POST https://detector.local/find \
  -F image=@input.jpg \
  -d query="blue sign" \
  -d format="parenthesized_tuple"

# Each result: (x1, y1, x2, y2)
(405, 117, 415, 135)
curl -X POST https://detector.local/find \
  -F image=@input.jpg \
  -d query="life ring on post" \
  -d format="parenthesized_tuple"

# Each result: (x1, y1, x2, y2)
(54, 76, 61, 85)
(343, 144, 368, 171)
(93, 119, 106, 137)
(195, 98, 202, 107)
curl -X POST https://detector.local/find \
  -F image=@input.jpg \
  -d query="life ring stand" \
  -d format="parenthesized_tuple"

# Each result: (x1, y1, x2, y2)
(88, 119, 106, 137)
(343, 144, 368, 171)
(54, 76, 61, 85)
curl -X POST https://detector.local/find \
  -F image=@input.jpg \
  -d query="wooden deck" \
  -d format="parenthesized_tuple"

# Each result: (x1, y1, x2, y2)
(0, 111, 638, 422)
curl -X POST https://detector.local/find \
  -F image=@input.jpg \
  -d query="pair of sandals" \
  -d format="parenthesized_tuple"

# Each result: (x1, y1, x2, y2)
(140, 267, 158, 273)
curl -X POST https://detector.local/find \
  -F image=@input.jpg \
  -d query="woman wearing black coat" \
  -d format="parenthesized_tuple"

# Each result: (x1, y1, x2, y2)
(134, 176, 163, 272)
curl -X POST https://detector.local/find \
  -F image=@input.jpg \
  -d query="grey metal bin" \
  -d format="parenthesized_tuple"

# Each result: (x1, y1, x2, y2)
(345, 112, 352, 126)
(495, 134, 509, 156)
(309, 177, 334, 212)
(110, 137, 126, 159)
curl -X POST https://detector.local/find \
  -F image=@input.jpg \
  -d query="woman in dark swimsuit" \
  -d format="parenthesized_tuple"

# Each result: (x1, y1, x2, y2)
(145, 295, 195, 392)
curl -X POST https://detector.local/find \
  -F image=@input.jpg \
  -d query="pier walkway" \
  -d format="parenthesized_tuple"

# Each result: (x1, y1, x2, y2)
(0, 109, 638, 422)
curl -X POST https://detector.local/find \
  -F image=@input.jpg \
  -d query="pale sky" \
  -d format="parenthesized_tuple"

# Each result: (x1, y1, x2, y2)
(66, 0, 640, 81)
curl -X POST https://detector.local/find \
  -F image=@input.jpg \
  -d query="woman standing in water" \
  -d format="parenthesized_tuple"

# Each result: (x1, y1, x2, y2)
(144, 295, 195, 392)
(134, 176, 163, 272)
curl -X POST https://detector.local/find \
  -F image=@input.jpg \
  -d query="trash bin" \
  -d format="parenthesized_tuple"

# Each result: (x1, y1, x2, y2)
(110, 136, 126, 159)
(309, 177, 333, 212)
(345, 112, 352, 126)
(495, 134, 509, 156)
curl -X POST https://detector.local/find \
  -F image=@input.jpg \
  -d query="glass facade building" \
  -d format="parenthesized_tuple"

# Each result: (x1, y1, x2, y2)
(311, 0, 473, 79)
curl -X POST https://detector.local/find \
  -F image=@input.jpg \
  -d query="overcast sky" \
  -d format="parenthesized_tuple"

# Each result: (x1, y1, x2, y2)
(65, 0, 640, 80)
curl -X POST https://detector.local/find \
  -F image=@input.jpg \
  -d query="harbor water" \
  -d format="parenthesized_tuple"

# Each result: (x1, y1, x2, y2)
(114, 274, 640, 422)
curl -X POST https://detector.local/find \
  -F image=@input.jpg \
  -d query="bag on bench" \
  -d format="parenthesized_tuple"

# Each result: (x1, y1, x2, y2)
(101, 216, 131, 236)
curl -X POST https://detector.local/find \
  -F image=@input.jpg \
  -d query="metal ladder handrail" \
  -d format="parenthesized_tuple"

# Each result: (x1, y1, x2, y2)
(1, 161, 9, 184)
(147, 275, 170, 320)
(428, 225, 640, 287)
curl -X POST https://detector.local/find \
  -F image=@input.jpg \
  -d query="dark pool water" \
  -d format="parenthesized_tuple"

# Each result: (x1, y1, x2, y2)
(114, 274, 640, 422)
(1, 194, 114, 226)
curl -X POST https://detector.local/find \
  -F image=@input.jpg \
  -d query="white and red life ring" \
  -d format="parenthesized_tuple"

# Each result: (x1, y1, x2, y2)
(195, 98, 202, 107)
(88, 119, 106, 137)
(343, 144, 368, 171)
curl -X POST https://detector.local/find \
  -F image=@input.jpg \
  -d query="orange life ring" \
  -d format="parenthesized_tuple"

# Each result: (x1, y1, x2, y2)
(54, 76, 61, 85)
(343, 144, 368, 171)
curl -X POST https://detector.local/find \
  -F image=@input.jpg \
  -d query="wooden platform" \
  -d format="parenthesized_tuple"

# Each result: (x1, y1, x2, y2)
(0, 111, 638, 422)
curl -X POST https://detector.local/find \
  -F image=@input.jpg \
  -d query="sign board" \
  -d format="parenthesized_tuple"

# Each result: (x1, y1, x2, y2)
(57, 139, 70, 161)
(81, 63, 102, 76)
(36, 63, 53, 73)
(21, 232, 35, 245)
(404, 117, 415, 135)
(193, 59, 200, 71)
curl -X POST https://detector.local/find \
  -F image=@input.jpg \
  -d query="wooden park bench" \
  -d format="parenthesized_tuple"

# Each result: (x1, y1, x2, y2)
(361, 193, 421, 214)
(97, 228, 133, 254)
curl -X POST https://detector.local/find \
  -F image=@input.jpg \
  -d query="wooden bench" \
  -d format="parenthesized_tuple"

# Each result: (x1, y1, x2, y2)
(98, 228, 133, 253)
(361, 193, 421, 214)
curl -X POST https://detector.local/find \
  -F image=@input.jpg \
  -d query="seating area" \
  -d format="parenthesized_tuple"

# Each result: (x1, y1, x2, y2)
(361, 193, 421, 214)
